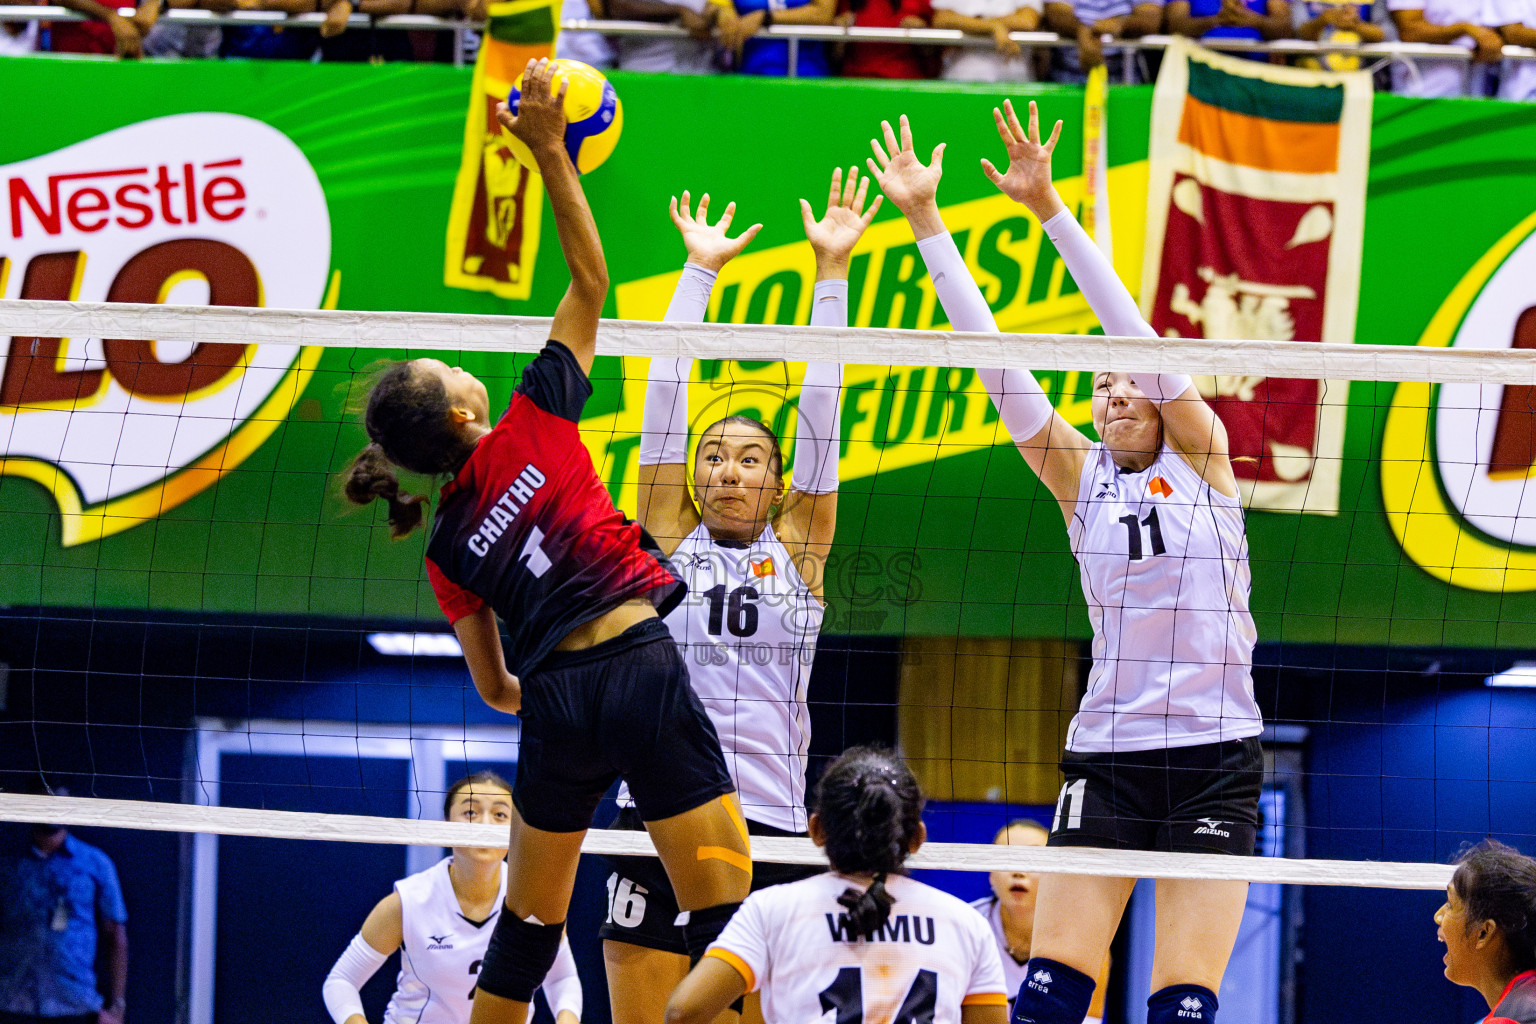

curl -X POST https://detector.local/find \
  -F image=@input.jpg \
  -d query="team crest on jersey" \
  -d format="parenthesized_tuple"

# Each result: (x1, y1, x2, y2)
(750, 556, 776, 578)
(1148, 476, 1173, 498)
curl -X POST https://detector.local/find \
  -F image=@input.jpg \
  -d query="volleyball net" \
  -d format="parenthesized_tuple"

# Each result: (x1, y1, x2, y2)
(0, 297, 1532, 898)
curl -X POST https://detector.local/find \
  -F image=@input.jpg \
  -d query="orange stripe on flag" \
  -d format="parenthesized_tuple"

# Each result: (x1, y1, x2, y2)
(1177, 95, 1339, 175)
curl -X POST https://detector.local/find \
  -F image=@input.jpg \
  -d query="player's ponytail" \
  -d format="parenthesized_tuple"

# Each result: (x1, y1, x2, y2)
(345, 443, 428, 538)
(814, 746, 924, 937)
(344, 361, 477, 538)
(1453, 839, 1536, 972)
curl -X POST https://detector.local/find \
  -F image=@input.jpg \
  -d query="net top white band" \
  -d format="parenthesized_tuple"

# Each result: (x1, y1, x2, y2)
(0, 794, 1454, 891)
(1, 298, 1531, 385)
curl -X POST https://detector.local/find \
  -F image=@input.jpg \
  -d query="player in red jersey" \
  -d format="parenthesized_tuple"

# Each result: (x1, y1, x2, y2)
(1436, 840, 1536, 1024)
(342, 58, 752, 1024)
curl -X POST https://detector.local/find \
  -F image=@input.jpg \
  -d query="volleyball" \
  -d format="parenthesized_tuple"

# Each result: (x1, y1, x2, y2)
(504, 59, 623, 176)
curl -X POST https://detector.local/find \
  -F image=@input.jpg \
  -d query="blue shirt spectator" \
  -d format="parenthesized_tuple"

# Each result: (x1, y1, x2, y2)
(0, 827, 128, 1022)
(1166, 0, 1292, 48)
(720, 0, 835, 74)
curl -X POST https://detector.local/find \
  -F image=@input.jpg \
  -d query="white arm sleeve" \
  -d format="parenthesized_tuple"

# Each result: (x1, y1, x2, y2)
(791, 279, 847, 495)
(323, 934, 390, 1024)
(540, 935, 584, 1021)
(1040, 208, 1192, 403)
(916, 230, 1054, 444)
(638, 262, 717, 467)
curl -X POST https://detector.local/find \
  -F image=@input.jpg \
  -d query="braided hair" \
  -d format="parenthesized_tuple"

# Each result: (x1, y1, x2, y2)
(343, 361, 477, 538)
(814, 746, 925, 937)
(1453, 839, 1536, 973)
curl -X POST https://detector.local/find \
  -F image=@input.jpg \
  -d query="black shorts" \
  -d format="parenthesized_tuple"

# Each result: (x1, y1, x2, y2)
(513, 618, 734, 833)
(597, 806, 822, 954)
(1047, 737, 1262, 856)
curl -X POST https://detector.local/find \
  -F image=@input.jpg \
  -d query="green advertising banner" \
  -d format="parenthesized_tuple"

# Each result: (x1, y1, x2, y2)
(3, 56, 1536, 648)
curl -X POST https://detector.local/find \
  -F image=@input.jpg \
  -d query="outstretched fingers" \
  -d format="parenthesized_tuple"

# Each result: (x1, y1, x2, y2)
(696, 192, 712, 225)
(717, 200, 735, 233)
(851, 171, 870, 214)
(860, 192, 883, 226)
(1043, 117, 1063, 155)
(827, 166, 844, 212)
(869, 133, 892, 170)
(898, 113, 914, 154)
(881, 118, 901, 158)
(993, 106, 1016, 147)
(980, 157, 1005, 188)
(1004, 98, 1027, 144)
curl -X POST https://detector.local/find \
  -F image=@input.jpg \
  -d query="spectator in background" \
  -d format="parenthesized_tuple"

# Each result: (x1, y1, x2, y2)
(1492, 0, 1535, 98)
(1044, 0, 1159, 81)
(609, 0, 717, 73)
(557, 0, 616, 69)
(0, 778, 128, 1024)
(838, 0, 932, 80)
(1166, 0, 1292, 51)
(930, 0, 1041, 80)
(1296, 0, 1384, 70)
(718, 0, 836, 74)
(0, 1, 41, 53)
(1388, 0, 1504, 94)
(47, 0, 158, 55)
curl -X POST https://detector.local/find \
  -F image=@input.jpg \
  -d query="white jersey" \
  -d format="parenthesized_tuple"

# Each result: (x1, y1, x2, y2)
(1065, 443, 1261, 753)
(710, 873, 1008, 1024)
(966, 897, 1102, 1024)
(967, 898, 1028, 1012)
(621, 522, 822, 831)
(386, 858, 582, 1024)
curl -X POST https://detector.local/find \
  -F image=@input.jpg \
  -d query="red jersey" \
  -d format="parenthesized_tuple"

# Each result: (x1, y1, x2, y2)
(1489, 970, 1536, 1024)
(425, 342, 683, 677)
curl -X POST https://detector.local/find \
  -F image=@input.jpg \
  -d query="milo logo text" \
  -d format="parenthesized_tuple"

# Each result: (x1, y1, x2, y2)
(0, 114, 333, 547)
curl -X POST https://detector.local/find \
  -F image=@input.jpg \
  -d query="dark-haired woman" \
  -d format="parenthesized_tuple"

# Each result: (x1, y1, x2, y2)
(342, 59, 750, 1024)
(972, 821, 1107, 1024)
(603, 170, 878, 1024)
(1437, 840, 1536, 1023)
(869, 104, 1261, 1024)
(323, 773, 582, 1024)
(665, 747, 1009, 1024)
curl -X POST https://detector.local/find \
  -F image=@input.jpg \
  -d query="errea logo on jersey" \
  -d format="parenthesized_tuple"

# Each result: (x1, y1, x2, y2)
(0, 113, 332, 548)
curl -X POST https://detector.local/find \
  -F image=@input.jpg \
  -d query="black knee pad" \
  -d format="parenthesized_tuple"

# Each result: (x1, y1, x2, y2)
(1147, 984, 1218, 1024)
(682, 901, 742, 967)
(476, 911, 566, 1003)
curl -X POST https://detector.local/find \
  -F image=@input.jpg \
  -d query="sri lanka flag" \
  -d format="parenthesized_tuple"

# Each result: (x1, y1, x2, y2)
(445, 0, 559, 300)
(1140, 38, 1371, 514)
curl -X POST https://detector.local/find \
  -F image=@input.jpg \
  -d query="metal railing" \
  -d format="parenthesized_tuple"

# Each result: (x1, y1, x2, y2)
(4, 5, 1533, 75)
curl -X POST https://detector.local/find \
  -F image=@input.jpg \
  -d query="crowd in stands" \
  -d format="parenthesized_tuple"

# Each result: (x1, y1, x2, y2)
(3, 0, 1534, 98)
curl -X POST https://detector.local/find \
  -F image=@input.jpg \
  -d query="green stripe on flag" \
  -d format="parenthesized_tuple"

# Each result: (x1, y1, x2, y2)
(487, 2, 557, 44)
(1187, 57, 1344, 124)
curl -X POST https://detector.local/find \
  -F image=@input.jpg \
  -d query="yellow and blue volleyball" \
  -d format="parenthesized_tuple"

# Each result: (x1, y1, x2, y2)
(505, 59, 623, 176)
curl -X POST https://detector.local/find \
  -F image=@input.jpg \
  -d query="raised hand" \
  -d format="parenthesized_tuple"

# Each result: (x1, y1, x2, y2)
(669, 191, 762, 273)
(866, 114, 945, 219)
(496, 59, 569, 160)
(800, 166, 883, 277)
(980, 98, 1065, 222)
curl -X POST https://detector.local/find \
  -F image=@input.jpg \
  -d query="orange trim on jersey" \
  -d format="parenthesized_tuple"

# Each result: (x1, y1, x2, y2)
(705, 948, 757, 992)
(962, 993, 1009, 1006)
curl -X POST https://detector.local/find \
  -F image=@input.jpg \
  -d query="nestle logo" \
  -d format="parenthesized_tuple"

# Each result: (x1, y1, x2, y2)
(8, 158, 247, 239)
